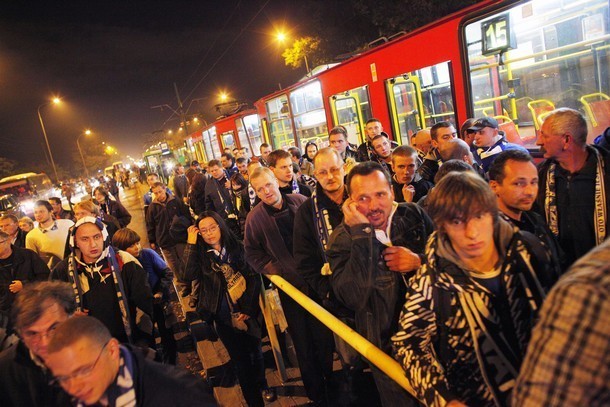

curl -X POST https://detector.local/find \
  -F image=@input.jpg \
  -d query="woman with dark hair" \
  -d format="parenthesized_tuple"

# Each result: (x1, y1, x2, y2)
(183, 211, 275, 406)
(112, 228, 177, 364)
(93, 186, 132, 227)
(229, 172, 250, 237)
(304, 141, 318, 163)
(187, 172, 209, 217)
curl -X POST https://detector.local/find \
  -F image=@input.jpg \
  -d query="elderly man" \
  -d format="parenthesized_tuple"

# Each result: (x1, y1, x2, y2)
(327, 161, 434, 406)
(392, 172, 558, 407)
(536, 107, 610, 267)
(0, 281, 74, 407)
(245, 167, 333, 405)
(0, 214, 27, 248)
(44, 316, 215, 407)
(391, 145, 433, 203)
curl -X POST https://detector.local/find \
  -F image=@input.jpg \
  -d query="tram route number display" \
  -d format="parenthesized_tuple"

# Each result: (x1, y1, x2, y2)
(482, 14, 514, 55)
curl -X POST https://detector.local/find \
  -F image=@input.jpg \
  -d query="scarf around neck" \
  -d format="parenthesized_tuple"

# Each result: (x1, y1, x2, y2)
(544, 146, 606, 245)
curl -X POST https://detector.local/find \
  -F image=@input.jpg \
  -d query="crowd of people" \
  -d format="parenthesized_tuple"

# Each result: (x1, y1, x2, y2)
(0, 107, 608, 406)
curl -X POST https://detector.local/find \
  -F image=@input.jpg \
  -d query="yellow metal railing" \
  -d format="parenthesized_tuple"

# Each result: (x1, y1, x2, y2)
(265, 274, 417, 398)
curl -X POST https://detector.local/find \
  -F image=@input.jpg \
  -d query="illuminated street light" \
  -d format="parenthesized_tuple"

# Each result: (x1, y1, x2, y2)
(77, 129, 93, 179)
(219, 92, 229, 102)
(37, 97, 61, 182)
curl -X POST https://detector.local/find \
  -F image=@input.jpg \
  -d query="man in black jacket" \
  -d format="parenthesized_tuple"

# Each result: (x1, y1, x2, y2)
(0, 214, 27, 248)
(146, 182, 195, 303)
(45, 315, 216, 407)
(52, 217, 154, 346)
(0, 231, 50, 330)
(327, 161, 434, 407)
(0, 281, 73, 407)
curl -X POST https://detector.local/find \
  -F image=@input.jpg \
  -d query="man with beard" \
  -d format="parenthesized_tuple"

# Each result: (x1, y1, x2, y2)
(327, 161, 434, 406)
(391, 145, 434, 203)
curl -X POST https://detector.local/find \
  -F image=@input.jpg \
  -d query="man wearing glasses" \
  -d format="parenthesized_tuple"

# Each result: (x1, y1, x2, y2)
(45, 315, 216, 406)
(0, 281, 74, 407)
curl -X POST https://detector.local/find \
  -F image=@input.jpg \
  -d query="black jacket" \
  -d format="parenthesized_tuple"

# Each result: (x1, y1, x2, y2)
(183, 241, 262, 335)
(51, 256, 154, 344)
(0, 246, 50, 315)
(101, 199, 132, 228)
(204, 176, 234, 219)
(293, 184, 350, 316)
(146, 195, 192, 249)
(392, 176, 434, 203)
(327, 203, 434, 352)
(124, 345, 216, 407)
(12, 229, 27, 248)
(0, 341, 71, 407)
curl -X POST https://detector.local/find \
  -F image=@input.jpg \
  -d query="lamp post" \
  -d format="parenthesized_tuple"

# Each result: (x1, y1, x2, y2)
(37, 98, 61, 182)
(76, 129, 92, 179)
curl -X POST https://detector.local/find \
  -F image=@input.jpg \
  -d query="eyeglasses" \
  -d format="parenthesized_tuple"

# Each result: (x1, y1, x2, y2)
(315, 167, 343, 177)
(49, 342, 108, 386)
(21, 322, 59, 344)
(199, 225, 219, 235)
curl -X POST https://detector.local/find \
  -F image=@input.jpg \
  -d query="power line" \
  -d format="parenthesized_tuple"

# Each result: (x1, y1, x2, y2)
(182, 0, 272, 102)
(180, 0, 243, 93)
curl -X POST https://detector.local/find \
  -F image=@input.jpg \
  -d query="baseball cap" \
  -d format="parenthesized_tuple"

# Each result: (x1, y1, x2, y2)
(468, 117, 499, 132)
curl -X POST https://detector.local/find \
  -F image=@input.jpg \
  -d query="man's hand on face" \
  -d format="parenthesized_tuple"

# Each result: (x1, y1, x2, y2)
(342, 198, 370, 227)
(402, 184, 415, 203)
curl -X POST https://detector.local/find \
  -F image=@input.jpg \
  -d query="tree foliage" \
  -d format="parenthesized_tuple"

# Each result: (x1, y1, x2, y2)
(282, 36, 324, 70)
(0, 157, 17, 179)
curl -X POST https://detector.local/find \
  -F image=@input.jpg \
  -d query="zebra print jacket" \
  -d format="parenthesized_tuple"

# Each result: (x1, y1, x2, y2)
(392, 219, 558, 407)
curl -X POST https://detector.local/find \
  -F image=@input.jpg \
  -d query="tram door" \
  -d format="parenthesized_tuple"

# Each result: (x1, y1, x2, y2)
(330, 85, 373, 146)
(386, 75, 425, 145)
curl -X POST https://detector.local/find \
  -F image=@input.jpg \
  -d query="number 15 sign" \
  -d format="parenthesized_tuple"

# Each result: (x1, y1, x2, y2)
(482, 14, 514, 55)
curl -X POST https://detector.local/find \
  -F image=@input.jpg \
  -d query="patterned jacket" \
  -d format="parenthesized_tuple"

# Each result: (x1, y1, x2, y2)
(392, 220, 557, 406)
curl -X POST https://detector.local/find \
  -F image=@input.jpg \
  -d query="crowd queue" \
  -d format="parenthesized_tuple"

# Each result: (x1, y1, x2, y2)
(0, 107, 609, 406)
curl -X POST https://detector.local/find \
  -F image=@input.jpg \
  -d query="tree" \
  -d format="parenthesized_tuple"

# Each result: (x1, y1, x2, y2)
(282, 36, 325, 70)
(0, 157, 16, 178)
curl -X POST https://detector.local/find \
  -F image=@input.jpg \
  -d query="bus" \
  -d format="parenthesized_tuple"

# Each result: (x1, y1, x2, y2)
(251, 0, 609, 152)
(0, 172, 58, 214)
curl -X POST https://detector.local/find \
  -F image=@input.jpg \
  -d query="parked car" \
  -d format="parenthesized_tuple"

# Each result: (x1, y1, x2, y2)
(0, 194, 26, 218)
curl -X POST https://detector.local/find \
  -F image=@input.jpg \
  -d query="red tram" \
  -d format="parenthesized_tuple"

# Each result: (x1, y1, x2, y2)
(188, 0, 610, 161)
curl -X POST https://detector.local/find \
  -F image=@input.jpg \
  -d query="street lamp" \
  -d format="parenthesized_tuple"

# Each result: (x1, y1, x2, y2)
(37, 97, 61, 182)
(76, 129, 92, 179)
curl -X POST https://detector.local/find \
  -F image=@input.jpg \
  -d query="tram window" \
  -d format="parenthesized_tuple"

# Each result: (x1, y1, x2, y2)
(236, 114, 263, 157)
(386, 61, 456, 145)
(464, 0, 610, 147)
(289, 80, 329, 151)
(266, 94, 294, 149)
(330, 85, 372, 146)
(203, 127, 221, 161)
(221, 131, 236, 152)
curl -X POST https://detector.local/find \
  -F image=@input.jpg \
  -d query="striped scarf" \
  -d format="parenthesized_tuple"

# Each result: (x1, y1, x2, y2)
(67, 246, 133, 344)
(545, 146, 607, 245)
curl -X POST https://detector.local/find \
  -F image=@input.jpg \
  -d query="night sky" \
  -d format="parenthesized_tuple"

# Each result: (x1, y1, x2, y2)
(0, 0, 312, 174)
